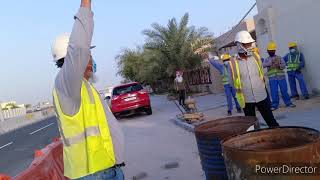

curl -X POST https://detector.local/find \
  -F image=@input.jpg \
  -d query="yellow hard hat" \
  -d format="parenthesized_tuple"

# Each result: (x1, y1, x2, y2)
(222, 54, 231, 61)
(267, 41, 277, 51)
(288, 42, 297, 48)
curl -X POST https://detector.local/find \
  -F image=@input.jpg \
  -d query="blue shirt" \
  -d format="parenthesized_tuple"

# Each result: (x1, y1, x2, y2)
(208, 59, 234, 86)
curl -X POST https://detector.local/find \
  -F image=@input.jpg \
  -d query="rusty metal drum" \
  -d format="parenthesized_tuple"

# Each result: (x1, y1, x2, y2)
(195, 116, 259, 180)
(222, 126, 320, 180)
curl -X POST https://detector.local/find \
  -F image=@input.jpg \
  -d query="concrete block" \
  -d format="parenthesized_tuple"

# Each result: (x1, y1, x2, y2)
(163, 162, 180, 169)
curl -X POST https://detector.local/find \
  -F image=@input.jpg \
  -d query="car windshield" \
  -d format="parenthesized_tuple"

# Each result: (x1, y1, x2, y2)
(113, 84, 143, 96)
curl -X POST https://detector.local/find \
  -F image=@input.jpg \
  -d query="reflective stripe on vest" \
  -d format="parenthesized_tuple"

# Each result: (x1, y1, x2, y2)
(229, 52, 265, 108)
(222, 65, 230, 85)
(287, 53, 301, 71)
(268, 69, 286, 77)
(252, 52, 265, 80)
(64, 126, 100, 147)
(267, 56, 286, 77)
(267, 68, 278, 77)
(53, 80, 116, 179)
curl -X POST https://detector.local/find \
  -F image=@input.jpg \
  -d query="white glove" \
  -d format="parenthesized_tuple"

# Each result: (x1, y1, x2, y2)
(213, 56, 220, 61)
(208, 52, 214, 59)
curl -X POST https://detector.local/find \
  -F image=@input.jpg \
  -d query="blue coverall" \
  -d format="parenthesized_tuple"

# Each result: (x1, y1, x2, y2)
(284, 51, 309, 98)
(209, 59, 241, 112)
(263, 55, 293, 109)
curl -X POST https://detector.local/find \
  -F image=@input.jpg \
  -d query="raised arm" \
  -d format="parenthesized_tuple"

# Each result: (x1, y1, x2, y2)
(55, 0, 94, 101)
(81, 0, 91, 9)
(208, 59, 224, 75)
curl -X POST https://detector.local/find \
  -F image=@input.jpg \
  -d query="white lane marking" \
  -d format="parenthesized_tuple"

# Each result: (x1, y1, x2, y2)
(29, 123, 54, 135)
(0, 142, 13, 150)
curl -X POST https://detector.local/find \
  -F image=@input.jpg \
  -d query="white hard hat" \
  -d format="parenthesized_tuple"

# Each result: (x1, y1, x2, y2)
(51, 33, 96, 62)
(234, 31, 255, 44)
(51, 33, 70, 62)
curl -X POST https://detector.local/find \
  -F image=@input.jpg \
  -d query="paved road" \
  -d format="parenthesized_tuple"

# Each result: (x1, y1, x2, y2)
(0, 95, 206, 179)
(121, 95, 204, 180)
(0, 117, 59, 176)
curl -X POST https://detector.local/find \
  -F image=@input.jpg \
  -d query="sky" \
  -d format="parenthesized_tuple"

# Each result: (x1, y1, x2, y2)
(0, 0, 257, 105)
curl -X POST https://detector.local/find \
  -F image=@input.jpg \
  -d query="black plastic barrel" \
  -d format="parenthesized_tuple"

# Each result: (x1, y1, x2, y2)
(195, 116, 259, 180)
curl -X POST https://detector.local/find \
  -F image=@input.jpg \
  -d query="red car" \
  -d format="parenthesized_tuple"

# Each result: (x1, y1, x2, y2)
(110, 82, 152, 117)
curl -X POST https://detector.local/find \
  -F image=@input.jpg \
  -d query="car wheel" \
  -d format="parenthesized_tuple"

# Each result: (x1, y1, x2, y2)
(146, 107, 152, 115)
(113, 113, 120, 119)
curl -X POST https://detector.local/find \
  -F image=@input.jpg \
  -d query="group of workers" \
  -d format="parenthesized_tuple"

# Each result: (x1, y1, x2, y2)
(49, 0, 310, 179)
(208, 30, 309, 127)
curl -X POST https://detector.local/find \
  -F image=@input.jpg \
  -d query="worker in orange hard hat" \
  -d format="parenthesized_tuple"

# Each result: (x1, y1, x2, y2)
(284, 42, 309, 100)
(208, 53, 242, 116)
(263, 41, 296, 111)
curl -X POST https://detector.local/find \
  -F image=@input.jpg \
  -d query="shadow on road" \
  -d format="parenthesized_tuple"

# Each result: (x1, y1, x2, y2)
(116, 112, 151, 122)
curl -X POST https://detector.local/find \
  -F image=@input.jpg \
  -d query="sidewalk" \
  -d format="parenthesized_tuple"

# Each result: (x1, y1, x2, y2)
(192, 93, 320, 130)
(167, 93, 320, 179)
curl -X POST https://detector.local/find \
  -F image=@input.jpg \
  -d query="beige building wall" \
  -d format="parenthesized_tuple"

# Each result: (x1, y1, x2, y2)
(255, 0, 320, 93)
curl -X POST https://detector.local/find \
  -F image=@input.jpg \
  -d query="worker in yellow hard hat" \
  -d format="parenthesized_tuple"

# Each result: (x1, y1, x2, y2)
(284, 42, 309, 100)
(208, 53, 242, 116)
(263, 41, 296, 111)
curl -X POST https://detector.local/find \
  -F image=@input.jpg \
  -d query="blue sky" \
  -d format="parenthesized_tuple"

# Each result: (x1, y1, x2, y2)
(0, 0, 256, 105)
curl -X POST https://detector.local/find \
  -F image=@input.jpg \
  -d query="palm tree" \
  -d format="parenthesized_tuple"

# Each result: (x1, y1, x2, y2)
(116, 47, 166, 84)
(142, 13, 214, 77)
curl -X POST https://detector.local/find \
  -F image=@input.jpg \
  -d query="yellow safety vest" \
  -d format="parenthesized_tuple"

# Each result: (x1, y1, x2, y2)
(53, 80, 116, 179)
(222, 64, 231, 85)
(287, 53, 301, 71)
(267, 56, 286, 78)
(229, 52, 265, 108)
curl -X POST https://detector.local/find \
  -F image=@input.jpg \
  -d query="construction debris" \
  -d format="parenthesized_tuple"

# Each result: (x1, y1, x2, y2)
(182, 97, 204, 123)
(183, 112, 204, 123)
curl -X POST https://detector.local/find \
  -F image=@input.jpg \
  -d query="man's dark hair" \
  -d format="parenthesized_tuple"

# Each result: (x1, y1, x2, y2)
(56, 58, 65, 68)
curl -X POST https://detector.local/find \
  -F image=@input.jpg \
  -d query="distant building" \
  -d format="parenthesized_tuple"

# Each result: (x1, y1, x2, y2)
(0, 108, 4, 121)
(254, 0, 320, 94)
(34, 102, 52, 111)
(1, 101, 25, 110)
(0, 101, 26, 120)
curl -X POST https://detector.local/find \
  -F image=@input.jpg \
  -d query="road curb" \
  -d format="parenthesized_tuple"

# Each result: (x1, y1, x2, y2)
(170, 115, 269, 133)
(170, 116, 195, 133)
(0, 113, 55, 135)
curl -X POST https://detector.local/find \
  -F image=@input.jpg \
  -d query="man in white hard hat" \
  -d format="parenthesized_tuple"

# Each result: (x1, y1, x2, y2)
(51, 0, 125, 179)
(229, 31, 279, 127)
